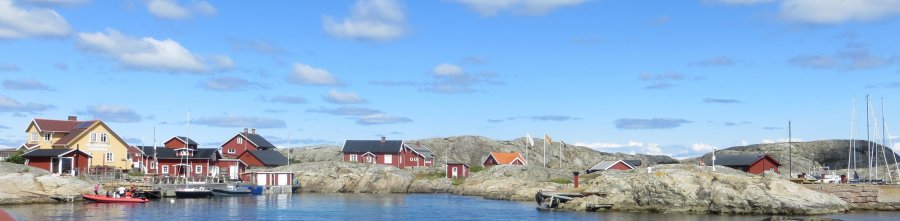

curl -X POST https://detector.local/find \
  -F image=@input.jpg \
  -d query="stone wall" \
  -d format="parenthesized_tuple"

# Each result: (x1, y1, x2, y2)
(804, 184, 900, 210)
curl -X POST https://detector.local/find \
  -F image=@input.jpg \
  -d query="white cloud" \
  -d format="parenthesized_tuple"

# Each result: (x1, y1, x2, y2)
(432, 63, 464, 76)
(324, 90, 366, 104)
(146, 0, 216, 20)
(209, 54, 234, 70)
(691, 143, 717, 152)
(781, 0, 900, 24)
(289, 63, 341, 86)
(82, 104, 142, 123)
(454, 0, 586, 16)
(76, 29, 210, 73)
(322, 0, 407, 41)
(574, 140, 668, 156)
(762, 137, 804, 144)
(573, 142, 624, 149)
(356, 113, 412, 125)
(0, 0, 71, 39)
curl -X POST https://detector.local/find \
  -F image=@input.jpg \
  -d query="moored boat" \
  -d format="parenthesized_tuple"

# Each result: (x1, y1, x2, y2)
(212, 186, 251, 196)
(175, 187, 214, 198)
(82, 194, 149, 203)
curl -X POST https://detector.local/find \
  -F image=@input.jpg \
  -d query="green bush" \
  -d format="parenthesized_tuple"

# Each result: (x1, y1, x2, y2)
(469, 165, 484, 173)
(548, 178, 572, 184)
(451, 178, 465, 186)
(5, 150, 26, 164)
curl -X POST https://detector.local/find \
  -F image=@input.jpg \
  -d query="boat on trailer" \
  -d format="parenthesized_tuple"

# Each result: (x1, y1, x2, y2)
(82, 194, 149, 203)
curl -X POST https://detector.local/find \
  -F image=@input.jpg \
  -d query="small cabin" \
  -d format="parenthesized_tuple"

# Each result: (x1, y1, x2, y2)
(446, 163, 469, 178)
(712, 154, 781, 175)
(586, 160, 635, 173)
(22, 149, 92, 175)
(241, 172, 294, 186)
(482, 152, 526, 168)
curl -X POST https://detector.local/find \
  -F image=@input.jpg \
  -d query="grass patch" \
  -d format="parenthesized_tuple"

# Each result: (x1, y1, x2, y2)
(414, 171, 446, 180)
(548, 178, 572, 184)
(451, 178, 466, 186)
(469, 165, 484, 173)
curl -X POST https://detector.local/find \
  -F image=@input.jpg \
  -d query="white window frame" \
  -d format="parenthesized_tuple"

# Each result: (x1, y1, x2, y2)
(349, 154, 358, 162)
(195, 165, 203, 174)
(150, 161, 157, 169)
(100, 133, 108, 143)
(162, 165, 169, 174)
(365, 156, 373, 163)
(105, 153, 114, 162)
(43, 132, 51, 141)
(30, 133, 38, 141)
(237, 137, 243, 144)
(384, 154, 392, 164)
(228, 149, 236, 154)
(90, 133, 97, 142)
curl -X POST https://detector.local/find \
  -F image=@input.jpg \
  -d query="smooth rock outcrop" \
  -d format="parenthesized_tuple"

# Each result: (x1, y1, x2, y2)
(558, 164, 850, 215)
(452, 165, 571, 201)
(258, 161, 450, 194)
(0, 163, 93, 204)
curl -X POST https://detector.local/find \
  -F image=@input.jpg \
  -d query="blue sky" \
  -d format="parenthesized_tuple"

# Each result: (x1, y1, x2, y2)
(2, 0, 900, 158)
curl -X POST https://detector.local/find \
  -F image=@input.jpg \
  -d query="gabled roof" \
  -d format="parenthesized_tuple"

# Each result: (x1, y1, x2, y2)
(713, 154, 782, 167)
(589, 160, 634, 171)
(48, 121, 129, 148)
(623, 160, 642, 167)
(18, 143, 39, 151)
(173, 136, 199, 146)
(136, 147, 220, 160)
(29, 119, 93, 132)
(241, 133, 276, 149)
(342, 140, 404, 154)
(22, 149, 92, 158)
(488, 152, 526, 165)
(244, 150, 288, 167)
(127, 146, 143, 154)
(406, 143, 435, 159)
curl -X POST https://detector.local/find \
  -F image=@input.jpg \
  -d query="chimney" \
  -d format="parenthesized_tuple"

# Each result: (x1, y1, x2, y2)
(68, 116, 77, 121)
(573, 172, 580, 189)
(381, 136, 386, 143)
(243, 128, 248, 134)
(251, 128, 256, 134)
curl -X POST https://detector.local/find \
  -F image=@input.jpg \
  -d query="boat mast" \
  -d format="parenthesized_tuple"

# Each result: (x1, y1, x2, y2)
(789, 121, 792, 177)
(848, 96, 855, 180)
(866, 95, 872, 181)
(882, 98, 892, 183)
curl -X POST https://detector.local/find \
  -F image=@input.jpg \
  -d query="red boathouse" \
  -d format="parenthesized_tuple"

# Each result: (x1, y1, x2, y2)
(713, 154, 782, 175)
(446, 163, 469, 178)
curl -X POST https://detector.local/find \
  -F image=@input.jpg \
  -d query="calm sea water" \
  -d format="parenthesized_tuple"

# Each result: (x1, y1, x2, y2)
(1, 193, 898, 221)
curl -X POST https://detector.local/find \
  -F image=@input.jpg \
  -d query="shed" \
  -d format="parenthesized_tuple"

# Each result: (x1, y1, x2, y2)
(22, 149, 92, 175)
(483, 152, 526, 167)
(446, 163, 469, 178)
(711, 154, 781, 175)
(241, 172, 294, 186)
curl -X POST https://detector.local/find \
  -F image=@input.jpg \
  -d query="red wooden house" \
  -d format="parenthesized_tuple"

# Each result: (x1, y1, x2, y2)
(482, 152, 526, 168)
(22, 149, 92, 175)
(238, 150, 288, 168)
(133, 136, 229, 178)
(586, 160, 635, 173)
(221, 128, 276, 158)
(446, 163, 469, 178)
(713, 154, 781, 175)
(341, 137, 435, 169)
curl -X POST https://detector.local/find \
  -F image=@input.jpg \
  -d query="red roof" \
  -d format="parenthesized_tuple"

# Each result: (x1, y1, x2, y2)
(32, 119, 90, 132)
(489, 152, 525, 165)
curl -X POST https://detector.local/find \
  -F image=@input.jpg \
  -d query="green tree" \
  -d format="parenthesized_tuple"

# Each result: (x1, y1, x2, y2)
(5, 150, 26, 164)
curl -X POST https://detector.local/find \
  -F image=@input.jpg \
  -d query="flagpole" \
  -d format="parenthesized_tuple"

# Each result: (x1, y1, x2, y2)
(543, 134, 547, 168)
(559, 141, 563, 169)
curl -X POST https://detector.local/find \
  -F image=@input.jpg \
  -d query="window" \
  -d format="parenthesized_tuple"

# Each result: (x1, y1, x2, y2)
(31, 133, 38, 141)
(350, 154, 358, 162)
(384, 155, 392, 163)
(162, 165, 169, 174)
(150, 161, 157, 168)
(365, 156, 373, 163)
(100, 133, 108, 143)
(195, 165, 203, 174)
(105, 153, 114, 162)
(43, 132, 51, 141)
(228, 149, 236, 154)
(410, 157, 418, 162)
(237, 137, 243, 144)
(90, 133, 97, 142)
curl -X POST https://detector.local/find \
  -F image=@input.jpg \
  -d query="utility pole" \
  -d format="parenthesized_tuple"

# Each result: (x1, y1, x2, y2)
(789, 121, 792, 177)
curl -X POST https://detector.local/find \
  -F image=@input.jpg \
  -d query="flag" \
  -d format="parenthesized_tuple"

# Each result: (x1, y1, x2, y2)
(561, 140, 566, 147)
(544, 134, 553, 144)
(525, 133, 535, 147)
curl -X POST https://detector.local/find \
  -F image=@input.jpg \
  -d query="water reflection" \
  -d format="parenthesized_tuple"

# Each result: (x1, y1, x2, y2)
(1, 194, 899, 221)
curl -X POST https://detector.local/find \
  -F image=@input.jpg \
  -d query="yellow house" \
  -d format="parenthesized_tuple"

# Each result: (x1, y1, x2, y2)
(22, 116, 131, 170)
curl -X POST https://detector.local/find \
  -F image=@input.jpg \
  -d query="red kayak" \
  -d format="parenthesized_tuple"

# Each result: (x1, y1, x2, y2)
(82, 194, 149, 203)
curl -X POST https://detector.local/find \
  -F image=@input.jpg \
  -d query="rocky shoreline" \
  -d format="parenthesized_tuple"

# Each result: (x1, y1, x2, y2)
(0, 162, 93, 205)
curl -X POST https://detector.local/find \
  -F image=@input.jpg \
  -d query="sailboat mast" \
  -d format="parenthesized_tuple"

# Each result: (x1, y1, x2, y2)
(848, 96, 855, 180)
(882, 98, 891, 183)
(866, 95, 872, 181)
(789, 121, 792, 177)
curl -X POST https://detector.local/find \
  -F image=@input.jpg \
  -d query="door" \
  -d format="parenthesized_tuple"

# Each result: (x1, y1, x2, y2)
(452, 167, 458, 178)
(384, 154, 392, 164)
(277, 174, 288, 185)
(256, 174, 267, 185)
(50, 158, 59, 174)
(229, 165, 239, 180)
(60, 157, 73, 176)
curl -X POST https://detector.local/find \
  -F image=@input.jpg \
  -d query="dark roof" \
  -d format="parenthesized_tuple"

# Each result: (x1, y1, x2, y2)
(711, 154, 781, 166)
(32, 119, 92, 132)
(408, 144, 435, 159)
(342, 140, 404, 154)
(22, 149, 91, 158)
(623, 160, 642, 167)
(175, 136, 199, 146)
(241, 133, 276, 149)
(137, 147, 219, 160)
(247, 150, 288, 166)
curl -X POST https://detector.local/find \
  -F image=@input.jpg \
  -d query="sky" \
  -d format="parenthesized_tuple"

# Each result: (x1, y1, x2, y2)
(2, 0, 900, 158)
